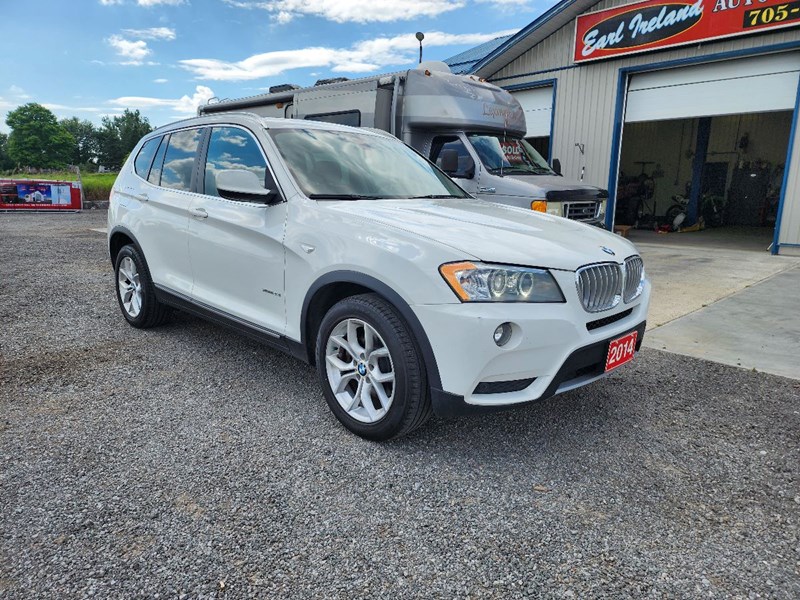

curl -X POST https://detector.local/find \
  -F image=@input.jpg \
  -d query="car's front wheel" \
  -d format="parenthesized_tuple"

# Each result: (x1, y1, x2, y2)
(316, 294, 432, 440)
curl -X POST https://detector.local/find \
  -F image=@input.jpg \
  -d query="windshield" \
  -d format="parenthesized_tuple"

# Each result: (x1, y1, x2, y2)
(268, 128, 468, 200)
(467, 133, 555, 176)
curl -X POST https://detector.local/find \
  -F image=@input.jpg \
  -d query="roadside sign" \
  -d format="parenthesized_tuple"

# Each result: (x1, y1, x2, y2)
(0, 179, 82, 211)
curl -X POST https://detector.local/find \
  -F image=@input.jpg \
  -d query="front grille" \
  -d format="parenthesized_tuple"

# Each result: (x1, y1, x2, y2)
(586, 308, 633, 331)
(575, 263, 622, 313)
(564, 201, 599, 221)
(623, 256, 644, 303)
(474, 378, 536, 395)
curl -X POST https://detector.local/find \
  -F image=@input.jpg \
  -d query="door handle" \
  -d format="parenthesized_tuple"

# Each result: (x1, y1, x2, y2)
(478, 187, 496, 194)
(135, 193, 149, 202)
(190, 207, 208, 219)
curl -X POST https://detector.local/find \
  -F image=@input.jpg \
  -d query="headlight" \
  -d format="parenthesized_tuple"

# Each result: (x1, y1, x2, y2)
(439, 262, 565, 303)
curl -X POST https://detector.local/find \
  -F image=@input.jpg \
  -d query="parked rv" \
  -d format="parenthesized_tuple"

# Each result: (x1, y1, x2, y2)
(198, 62, 608, 226)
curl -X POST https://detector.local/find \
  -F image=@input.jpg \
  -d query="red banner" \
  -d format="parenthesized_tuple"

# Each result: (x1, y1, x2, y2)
(0, 179, 82, 210)
(574, 0, 800, 63)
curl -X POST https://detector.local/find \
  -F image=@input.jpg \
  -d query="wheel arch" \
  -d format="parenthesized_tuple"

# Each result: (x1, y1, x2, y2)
(300, 271, 443, 392)
(109, 226, 142, 266)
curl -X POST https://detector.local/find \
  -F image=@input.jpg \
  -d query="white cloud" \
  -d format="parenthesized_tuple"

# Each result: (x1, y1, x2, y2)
(99, 0, 123, 4)
(222, 0, 463, 23)
(179, 29, 517, 81)
(108, 85, 215, 116)
(42, 104, 102, 112)
(8, 85, 31, 100)
(153, 78, 169, 83)
(122, 27, 176, 40)
(107, 35, 152, 65)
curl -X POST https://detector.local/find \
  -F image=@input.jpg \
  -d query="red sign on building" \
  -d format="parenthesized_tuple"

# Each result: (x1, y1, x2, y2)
(0, 180, 82, 211)
(574, 0, 800, 63)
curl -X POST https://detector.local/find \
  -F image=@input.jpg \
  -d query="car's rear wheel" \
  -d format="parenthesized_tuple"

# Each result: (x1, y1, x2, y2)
(316, 294, 432, 440)
(114, 245, 169, 329)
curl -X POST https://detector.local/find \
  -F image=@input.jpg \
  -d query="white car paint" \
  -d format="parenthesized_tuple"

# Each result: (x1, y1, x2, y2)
(109, 114, 650, 416)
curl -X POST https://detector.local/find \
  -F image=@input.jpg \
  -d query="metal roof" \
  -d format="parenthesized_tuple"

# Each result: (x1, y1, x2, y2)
(444, 34, 516, 74)
(458, 0, 602, 78)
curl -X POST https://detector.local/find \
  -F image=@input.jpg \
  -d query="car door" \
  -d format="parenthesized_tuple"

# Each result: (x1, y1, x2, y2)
(130, 129, 202, 296)
(429, 134, 480, 197)
(187, 125, 288, 335)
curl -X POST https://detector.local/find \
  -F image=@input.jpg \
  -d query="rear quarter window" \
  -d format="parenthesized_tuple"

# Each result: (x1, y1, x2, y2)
(134, 137, 160, 179)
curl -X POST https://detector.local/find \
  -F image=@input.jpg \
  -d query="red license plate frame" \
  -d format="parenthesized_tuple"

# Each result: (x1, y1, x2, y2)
(605, 331, 638, 372)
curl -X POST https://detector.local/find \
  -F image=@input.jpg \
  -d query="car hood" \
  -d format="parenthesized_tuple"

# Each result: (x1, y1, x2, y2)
(503, 174, 603, 197)
(325, 197, 637, 271)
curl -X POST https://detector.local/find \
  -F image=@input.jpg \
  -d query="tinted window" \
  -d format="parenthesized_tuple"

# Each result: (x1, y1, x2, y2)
(305, 111, 361, 127)
(430, 136, 474, 179)
(161, 128, 203, 191)
(134, 137, 159, 178)
(204, 127, 270, 198)
(148, 136, 168, 186)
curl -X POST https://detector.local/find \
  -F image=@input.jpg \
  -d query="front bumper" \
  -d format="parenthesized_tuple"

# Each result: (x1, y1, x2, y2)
(412, 275, 651, 417)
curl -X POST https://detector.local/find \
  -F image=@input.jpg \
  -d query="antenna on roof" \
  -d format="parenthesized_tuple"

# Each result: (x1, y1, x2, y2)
(416, 32, 425, 64)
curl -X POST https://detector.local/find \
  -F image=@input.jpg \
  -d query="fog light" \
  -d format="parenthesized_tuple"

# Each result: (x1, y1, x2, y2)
(531, 200, 547, 213)
(493, 322, 512, 347)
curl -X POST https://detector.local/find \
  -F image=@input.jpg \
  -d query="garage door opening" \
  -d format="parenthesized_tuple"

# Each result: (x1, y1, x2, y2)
(510, 86, 553, 161)
(612, 52, 800, 251)
(615, 112, 792, 250)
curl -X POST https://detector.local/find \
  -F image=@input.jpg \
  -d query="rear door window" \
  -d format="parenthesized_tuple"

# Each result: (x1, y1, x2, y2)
(161, 128, 203, 191)
(148, 136, 169, 186)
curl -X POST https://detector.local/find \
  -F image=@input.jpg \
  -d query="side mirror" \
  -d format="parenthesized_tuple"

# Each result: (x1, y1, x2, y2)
(439, 149, 459, 174)
(216, 169, 276, 203)
(463, 155, 475, 179)
(552, 158, 562, 176)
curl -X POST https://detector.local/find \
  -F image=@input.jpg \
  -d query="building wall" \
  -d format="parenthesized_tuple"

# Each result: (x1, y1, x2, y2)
(488, 0, 800, 248)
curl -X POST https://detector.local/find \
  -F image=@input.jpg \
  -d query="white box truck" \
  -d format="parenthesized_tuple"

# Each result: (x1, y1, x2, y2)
(198, 62, 608, 225)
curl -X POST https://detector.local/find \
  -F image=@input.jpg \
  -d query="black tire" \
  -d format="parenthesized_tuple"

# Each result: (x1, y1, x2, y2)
(665, 204, 684, 228)
(315, 293, 432, 441)
(114, 244, 169, 329)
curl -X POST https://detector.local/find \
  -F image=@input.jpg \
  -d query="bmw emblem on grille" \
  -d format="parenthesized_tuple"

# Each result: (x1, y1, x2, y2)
(601, 246, 616, 256)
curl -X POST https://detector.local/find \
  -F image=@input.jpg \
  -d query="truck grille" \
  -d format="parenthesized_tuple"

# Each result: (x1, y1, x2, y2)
(575, 263, 622, 313)
(563, 201, 599, 221)
(623, 256, 645, 302)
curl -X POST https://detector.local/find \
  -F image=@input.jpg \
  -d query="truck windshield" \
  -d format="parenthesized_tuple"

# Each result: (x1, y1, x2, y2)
(467, 134, 555, 176)
(268, 128, 468, 200)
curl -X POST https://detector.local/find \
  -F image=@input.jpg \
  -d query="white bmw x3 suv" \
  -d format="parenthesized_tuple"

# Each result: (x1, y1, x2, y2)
(108, 113, 650, 440)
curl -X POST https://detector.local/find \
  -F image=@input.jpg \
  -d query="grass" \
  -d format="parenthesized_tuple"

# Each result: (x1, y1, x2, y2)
(2, 171, 118, 201)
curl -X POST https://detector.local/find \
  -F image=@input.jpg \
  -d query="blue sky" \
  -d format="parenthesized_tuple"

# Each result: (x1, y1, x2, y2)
(0, 0, 549, 132)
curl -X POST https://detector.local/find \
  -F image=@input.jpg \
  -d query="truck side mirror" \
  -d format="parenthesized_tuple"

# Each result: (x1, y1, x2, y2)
(440, 149, 459, 175)
(552, 158, 562, 176)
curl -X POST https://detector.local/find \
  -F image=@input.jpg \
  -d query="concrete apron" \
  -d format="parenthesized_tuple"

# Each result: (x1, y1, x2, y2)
(636, 241, 800, 380)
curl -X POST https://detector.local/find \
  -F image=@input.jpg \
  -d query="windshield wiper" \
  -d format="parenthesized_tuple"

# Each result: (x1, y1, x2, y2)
(487, 166, 537, 175)
(308, 194, 382, 200)
(408, 194, 462, 199)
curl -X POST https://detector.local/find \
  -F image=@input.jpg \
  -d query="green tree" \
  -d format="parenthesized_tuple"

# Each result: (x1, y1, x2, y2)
(60, 117, 98, 166)
(96, 109, 152, 169)
(5, 103, 74, 169)
(0, 133, 13, 171)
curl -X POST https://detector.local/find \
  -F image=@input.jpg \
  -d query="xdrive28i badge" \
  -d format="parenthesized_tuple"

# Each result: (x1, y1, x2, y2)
(601, 246, 616, 256)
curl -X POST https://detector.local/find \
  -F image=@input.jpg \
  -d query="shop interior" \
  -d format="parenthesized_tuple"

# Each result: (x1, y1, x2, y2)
(614, 110, 792, 250)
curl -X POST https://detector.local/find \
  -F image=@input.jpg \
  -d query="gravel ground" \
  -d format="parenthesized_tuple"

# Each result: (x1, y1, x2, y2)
(1, 212, 799, 599)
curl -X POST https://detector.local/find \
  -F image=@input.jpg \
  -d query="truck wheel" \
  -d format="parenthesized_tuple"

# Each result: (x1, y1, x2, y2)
(114, 245, 169, 329)
(316, 294, 432, 440)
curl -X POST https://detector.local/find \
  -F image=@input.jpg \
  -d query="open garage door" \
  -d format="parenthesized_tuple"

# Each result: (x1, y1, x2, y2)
(625, 53, 800, 123)
(616, 53, 800, 250)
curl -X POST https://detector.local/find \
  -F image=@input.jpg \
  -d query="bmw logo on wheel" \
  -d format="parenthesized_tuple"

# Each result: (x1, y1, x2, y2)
(601, 246, 616, 256)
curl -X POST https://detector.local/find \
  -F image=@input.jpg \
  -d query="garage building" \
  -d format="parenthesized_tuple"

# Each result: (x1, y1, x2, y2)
(452, 0, 800, 254)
